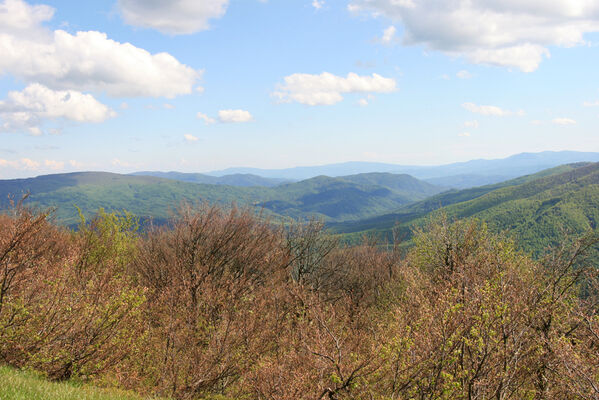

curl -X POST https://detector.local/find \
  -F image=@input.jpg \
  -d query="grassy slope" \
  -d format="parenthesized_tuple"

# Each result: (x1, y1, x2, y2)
(0, 366, 158, 400)
(0, 171, 444, 225)
(334, 163, 599, 254)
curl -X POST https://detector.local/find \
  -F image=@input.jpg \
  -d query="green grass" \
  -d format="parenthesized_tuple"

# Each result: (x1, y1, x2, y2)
(0, 366, 158, 400)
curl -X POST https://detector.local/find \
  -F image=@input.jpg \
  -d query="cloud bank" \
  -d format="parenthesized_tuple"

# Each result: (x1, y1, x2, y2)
(349, 0, 599, 72)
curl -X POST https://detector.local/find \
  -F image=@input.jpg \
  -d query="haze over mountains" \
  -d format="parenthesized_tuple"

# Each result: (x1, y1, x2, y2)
(204, 151, 599, 189)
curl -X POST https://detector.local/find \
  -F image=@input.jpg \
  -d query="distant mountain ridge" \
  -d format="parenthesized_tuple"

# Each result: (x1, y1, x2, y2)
(205, 151, 599, 189)
(0, 171, 444, 225)
(130, 171, 291, 187)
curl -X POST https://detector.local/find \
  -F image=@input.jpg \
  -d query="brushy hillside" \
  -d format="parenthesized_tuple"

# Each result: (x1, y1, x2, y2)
(2, 203, 599, 399)
(333, 162, 598, 254)
(0, 171, 444, 225)
(0, 366, 157, 400)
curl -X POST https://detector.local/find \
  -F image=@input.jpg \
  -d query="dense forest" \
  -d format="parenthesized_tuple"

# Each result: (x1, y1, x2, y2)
(1, 199, 599, 399)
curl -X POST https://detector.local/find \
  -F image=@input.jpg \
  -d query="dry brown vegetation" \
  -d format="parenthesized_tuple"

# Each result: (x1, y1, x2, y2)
(1, 201, 599, 399)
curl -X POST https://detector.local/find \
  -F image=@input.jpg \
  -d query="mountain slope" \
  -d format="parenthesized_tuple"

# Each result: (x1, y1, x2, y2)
(333, 163, 599, 254)
(258, 173, 443, 221)
(0, 172, 270, 225)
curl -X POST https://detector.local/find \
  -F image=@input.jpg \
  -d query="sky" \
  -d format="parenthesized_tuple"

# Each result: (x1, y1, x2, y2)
(1, 0, 599, 179)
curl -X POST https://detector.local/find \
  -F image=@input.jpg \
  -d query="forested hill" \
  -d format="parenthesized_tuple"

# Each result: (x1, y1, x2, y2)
(333, 162, 599, 255)
(131, 171, 291, 187)
(0, 171, 444, 225)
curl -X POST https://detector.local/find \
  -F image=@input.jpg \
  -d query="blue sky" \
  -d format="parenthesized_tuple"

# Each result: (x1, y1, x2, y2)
(1, 0, 599, 178)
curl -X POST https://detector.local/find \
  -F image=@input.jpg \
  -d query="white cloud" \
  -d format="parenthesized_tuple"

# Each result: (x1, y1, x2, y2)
(583, 100, 599, 107)
(218, 109, 253, 123)
(44, 159, 64, 170)
(358, 98, 369, 106)
(184, 133, 199, 142)
(552, 117, 577, 125)
(274, 72, 397, 106)
(197, 112, 216, 124)
(462, 102, 524, 117)
(456, 70, 472, 79)
(118, 0, 229, 35)
(0, 157, 40, 170)
(120, 102, 129, 109)
(111, 158, 133, 167)
(0, 84, 116, 135)
(69, 159, 84, 168)
(312, 0, 324, 9)
(381, 25, 396, 44)
(0, 0, 201, 98)
(464, 120, 479, 128)
(163, 103, 175, 109)
(458, 132, 471, 137)
(0, 0, 53, 37)
(349, 0, 599, 72)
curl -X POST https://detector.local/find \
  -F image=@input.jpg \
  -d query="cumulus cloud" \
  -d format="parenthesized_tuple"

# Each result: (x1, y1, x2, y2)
(312, 0, 324, 9)
(552, 117, 577, 125)
(184, 133, 199, 142)
(349, 0, 599, 72)
(381, 25, 396, 44)
(462, 102, 524, 117)
(0, 0, 201, 98)
(583, 101, 599, 107)
(0, 0, 53, 37)
(0, 84, 116, 135)
(118, 0, 228, 35)
(456, 70, 472, 79)
(274, 72, 397, 106)
(458, 132, 471, 137)
(464, 120, 479, 128)
(218, 109, 253, 123)
(197, 112, 216, 124)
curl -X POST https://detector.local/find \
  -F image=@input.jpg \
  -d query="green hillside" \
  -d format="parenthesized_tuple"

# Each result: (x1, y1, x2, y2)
(0, 171, 443, 225)
(0, 172, 268, 225)
(333, 162, 598, 254)
(259, 173, 443, 221)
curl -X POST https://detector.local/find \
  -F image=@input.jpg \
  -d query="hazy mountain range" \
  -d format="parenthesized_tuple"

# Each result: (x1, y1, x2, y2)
(203, 151, 599, 189)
